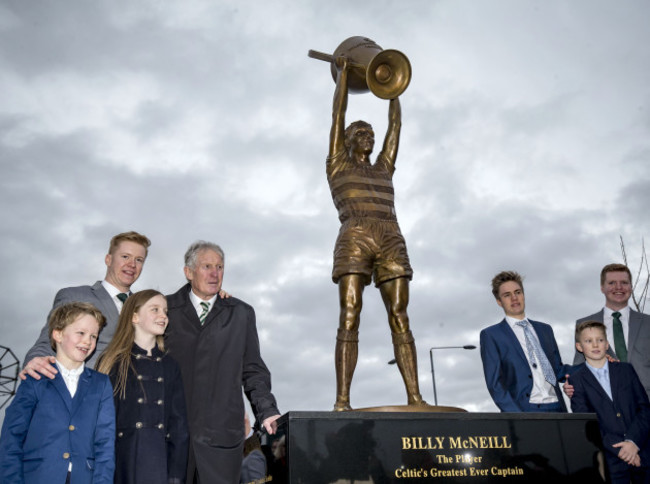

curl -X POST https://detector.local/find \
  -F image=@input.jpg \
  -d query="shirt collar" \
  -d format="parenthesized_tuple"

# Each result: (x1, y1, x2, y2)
(604, 306, 630, 319)
(189, 289, 218, 312)
(586, 359, 609, 374)
(102, 280, 130, 298)
(506, 316, 529, 328)
(56, 360, 85, 378)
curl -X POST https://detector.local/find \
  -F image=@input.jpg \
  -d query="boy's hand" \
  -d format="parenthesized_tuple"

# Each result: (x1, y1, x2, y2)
(613, 440, 639, 464)
(19, 356, 58, 380)
(562, 375, 574, 398)
(632, 454, 641, 467)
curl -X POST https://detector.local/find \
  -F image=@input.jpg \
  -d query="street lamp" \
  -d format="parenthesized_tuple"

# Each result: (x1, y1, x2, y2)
(429, 345, 476, 406)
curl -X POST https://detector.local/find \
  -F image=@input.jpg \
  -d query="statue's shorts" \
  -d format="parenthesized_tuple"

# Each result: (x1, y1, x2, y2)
(332, 217, 413, 287)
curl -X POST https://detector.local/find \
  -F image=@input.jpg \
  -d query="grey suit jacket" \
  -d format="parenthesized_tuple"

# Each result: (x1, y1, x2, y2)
(573, 308, 650, 398)
(24, 281, 119, 368)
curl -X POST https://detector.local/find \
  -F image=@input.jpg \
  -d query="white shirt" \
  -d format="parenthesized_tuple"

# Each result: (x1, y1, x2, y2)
(189, 290, 217, 318)
(506, 316, 558, 404)
(56, 360, 84, 472)
(603, 306, 630, 347)
(101, 280, 129, 312)
(56, 360, 84, 398)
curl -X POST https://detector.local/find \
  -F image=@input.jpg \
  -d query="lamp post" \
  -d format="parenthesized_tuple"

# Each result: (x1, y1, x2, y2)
(429, 345, 476, 406)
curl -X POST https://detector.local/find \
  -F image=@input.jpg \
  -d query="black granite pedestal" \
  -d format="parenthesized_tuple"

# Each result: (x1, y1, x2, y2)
(260, 411, 604, 484)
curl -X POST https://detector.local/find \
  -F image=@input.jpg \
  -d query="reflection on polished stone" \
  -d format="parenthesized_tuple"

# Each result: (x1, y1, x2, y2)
(262, 411, 604, 483)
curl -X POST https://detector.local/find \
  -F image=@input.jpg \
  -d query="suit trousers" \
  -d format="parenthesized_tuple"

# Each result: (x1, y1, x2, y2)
(191, 439, 244, 484)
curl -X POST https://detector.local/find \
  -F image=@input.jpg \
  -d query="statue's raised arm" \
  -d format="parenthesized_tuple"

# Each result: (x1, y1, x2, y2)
(329, 56, 349, 158)
(380, 97, 401, 170)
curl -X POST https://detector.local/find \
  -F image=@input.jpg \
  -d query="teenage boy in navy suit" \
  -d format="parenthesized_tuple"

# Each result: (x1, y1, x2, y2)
(480, 270, 572, 412)
(571, 320, 650, 484)
(0, 302, 115, 484)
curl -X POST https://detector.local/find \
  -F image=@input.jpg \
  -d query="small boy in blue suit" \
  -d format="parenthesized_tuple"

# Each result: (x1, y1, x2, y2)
(0, 302, 115, 484)
(571, 320, 650, 484)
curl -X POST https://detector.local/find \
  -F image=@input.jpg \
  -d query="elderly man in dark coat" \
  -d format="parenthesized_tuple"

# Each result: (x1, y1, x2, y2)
(165, 241, 281, 484)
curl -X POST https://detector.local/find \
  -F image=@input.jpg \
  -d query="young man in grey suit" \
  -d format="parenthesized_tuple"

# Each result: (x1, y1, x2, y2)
(572, 263, 650, 399)
(20, 231, 151, 380)
(165, 240, 280, 484)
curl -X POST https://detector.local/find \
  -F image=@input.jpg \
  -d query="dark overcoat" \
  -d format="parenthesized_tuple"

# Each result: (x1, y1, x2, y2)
(110, 344, 188, 484)
(165, 284, 280, 484)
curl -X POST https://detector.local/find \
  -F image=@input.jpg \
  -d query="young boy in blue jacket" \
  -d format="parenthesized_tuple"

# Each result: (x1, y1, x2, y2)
(0, 302, 115, 483)
(571, 320, 650, 484)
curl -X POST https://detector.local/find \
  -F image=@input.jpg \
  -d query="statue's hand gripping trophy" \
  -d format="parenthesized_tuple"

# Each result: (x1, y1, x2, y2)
(309, 37, 428, 411)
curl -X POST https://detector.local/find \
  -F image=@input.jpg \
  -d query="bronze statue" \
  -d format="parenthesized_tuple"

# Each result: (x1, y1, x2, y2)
(311, 37, 427, 411)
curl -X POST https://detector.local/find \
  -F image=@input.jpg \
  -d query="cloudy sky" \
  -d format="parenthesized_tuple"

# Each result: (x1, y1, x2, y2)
(1, 0, 649, 421)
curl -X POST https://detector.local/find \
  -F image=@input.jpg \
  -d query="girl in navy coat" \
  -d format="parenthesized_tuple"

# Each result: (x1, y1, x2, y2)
(97, 290, 188, 484)
(0, 302, 115, 484)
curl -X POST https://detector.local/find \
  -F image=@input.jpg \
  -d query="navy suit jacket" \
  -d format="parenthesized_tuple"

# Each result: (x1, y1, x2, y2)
(24, 281, 120, 368)
(480, 319, 571, 412)
(0, 367, 115, 484)
(570, 362, 650, 473)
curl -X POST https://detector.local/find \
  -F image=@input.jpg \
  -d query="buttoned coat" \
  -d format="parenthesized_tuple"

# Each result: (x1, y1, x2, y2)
(24, 281, 120, 368)
(570, 361, 650, 478)
(110, 345, 188, 484)
(480, 319, 572, 412)
(573, 309, 650, 399)
(0, 368, 115, 484)
(165, 284, 279, 484)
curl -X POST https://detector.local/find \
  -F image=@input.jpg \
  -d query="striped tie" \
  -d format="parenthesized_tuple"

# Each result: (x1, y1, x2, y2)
(199, 302, 210, 325)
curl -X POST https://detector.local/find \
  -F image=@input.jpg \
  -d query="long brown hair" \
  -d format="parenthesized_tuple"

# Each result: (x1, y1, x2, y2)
(96, 289, 166, 399)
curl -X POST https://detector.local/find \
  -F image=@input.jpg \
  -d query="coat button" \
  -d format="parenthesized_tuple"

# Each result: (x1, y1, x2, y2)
(136, 422, 143, 429)
(137, 398, 144, 404)
(68, 425, 75, 431)
(157, 400, 164, 405)
(118, 432, 124, 438)
(137, 375, 143, 380)
(617, 413, 622, 418)
(157, 377, 164, 382)
(135, 354, 142, 359)
(156, 357, 162, 362)
(157, 423, 164, 429)
(63, 452, 70, 459)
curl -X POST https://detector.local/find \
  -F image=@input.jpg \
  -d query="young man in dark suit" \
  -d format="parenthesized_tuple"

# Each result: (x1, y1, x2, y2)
(571, 320, 650, 484)
(480, 270, 572, 412)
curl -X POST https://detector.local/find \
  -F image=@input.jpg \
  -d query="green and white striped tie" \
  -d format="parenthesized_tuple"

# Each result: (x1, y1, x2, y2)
(199, 302, 210, 325)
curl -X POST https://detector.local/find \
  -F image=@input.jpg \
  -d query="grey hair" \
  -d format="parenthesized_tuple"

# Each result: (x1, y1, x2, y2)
(184, 241, 225, 269)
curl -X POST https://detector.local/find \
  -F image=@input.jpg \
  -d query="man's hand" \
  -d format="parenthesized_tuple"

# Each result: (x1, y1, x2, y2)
(19, 356, 58, 380)
(562, 374, 574, 398)
(262, 414, 281, 435)
(218, 289, 231, 299)
(606, 353, 619, 363)
(613, 440, 639, 465)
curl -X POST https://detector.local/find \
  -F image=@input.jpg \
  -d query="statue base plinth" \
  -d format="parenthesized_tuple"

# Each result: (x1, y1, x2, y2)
(262, 411, 605, 483)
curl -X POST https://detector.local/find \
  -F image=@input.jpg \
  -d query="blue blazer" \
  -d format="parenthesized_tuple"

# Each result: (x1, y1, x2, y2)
(480, 319, 571, 412)
(0, 367, 115, 484)
(570, 362, 650, 474)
